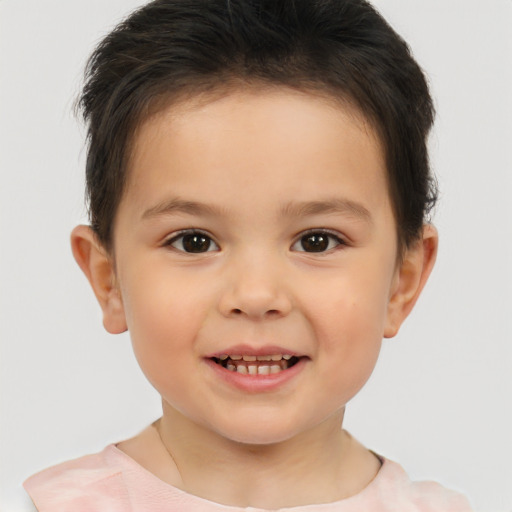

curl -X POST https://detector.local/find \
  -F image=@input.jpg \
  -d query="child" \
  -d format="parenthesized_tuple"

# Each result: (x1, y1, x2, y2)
(23, 0, 473, 510)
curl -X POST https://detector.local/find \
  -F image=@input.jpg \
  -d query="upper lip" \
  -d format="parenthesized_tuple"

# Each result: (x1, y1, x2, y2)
(205, 344, 305, 359)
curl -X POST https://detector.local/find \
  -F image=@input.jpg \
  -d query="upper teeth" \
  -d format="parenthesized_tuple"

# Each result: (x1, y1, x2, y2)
(219, 354, 293, 361)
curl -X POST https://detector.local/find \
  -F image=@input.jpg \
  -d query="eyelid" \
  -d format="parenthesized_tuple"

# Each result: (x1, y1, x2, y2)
(291, 228, 348, 252)
(162, 228, 220, 252)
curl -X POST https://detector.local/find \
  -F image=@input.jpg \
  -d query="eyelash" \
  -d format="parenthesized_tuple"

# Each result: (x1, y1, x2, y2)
(291, 229, 347, 254)
(162, 229, 347, 254)
(163, 229, 219, 253)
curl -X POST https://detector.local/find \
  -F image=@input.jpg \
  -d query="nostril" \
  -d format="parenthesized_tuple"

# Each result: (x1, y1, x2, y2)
(231, 308, 282, 317)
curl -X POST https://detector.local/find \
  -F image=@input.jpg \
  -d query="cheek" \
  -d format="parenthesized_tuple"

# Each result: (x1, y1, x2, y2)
(306, 275, 391, 398)
(119, 272, 209, 387)
(122, 263, 209, 337)
(311, 270, 391, 346)
(319, 301, 383, 391)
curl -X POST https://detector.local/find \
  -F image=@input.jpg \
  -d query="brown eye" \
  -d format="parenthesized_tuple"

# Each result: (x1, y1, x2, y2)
(167, 231, 219, 253)
(182, 234, 211, 252)
(301, 233, 329, 252)
(292, 231, 344, 253)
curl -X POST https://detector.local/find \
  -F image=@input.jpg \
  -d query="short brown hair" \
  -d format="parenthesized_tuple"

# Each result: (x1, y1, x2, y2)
(78, 0, 437, 253)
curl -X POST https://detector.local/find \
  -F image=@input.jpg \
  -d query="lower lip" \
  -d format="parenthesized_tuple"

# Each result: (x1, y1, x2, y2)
(204, 358, 307, 393)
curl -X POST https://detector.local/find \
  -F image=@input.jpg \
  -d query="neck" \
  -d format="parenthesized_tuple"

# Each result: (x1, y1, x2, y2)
(156, 403, 379, 508)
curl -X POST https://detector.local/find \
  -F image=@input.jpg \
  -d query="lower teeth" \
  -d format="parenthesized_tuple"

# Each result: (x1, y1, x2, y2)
(227, 364, 282, 375)
(218, 357, 299, 375)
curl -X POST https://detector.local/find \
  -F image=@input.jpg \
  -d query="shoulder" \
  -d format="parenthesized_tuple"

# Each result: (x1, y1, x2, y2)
(371, 457, 474, 512)
(23, 445, 132, 512)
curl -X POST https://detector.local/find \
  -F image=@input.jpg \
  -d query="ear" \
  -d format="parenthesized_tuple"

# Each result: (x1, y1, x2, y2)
(70, 225, 127, 334)
(384, 224, 438, 338)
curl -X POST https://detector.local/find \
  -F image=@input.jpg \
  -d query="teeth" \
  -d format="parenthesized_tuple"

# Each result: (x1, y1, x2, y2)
(248, 365, 258, 375)
(219, 354, 299, 374)
(221, 354, 294, 361)
(224, 361, 293, 374)
(256, 355, 273, 361)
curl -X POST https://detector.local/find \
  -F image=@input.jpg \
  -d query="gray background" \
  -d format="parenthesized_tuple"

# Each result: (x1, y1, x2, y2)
(1, 1, 511, 511)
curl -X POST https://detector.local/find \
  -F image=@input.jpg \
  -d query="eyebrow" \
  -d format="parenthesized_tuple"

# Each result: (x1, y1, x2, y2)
(142, 196, 372, 223)
(281, 198, 372, 224)
(142, 197, 227, 220)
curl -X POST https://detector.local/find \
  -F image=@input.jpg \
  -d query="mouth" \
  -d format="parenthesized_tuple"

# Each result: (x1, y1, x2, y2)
(210, 354, 302, 375)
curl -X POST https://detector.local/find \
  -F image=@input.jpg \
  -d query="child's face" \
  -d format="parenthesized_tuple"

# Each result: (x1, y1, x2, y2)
(87, 89, 431, 445)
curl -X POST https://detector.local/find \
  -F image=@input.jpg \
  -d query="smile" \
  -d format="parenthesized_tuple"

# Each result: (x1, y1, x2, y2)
(211, 354, 301, 375)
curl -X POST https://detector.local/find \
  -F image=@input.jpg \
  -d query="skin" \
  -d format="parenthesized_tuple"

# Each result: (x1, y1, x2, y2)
(72, 88, 437, 508)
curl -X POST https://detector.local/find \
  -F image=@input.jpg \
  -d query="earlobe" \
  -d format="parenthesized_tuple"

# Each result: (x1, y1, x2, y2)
(70, 225, 128, 334)
(384, 224, 438, 338)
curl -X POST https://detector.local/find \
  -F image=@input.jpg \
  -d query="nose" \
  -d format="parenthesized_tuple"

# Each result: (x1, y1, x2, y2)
(218, 252, 293, 320)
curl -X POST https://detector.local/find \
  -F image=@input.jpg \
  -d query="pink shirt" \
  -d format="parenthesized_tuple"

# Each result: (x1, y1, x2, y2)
(24, 445, 473, 511)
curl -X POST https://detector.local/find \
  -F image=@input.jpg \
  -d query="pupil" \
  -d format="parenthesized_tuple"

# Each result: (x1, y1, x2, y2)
(301, 234, 328, 252)
(183, 234, 210, 253)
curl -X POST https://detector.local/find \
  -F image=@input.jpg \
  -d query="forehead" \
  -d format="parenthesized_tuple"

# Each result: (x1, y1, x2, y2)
(119, 88, 391, 226)
(128, 86, 383, 169)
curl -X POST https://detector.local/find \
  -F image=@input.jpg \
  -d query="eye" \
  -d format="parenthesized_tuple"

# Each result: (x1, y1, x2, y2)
(164, 230, 219, 253)
(291, 231, 346, 253)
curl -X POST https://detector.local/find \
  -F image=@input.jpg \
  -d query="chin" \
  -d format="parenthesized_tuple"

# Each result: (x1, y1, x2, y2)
(231, 431, 293, 446)
(213, 416, 309, 447)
